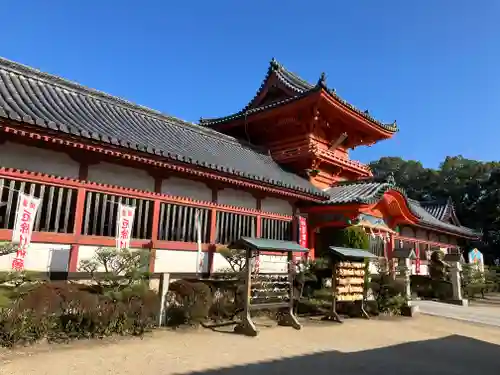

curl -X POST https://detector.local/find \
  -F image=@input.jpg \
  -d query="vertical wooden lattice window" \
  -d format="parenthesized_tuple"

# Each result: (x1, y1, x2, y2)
(369, 236, 385, 257)
(158, 203, 210, 243)
(260, 218, 292, 241)
(82, 192, 153, 239)
(419, 243, 429, 260)
(216, 211, 256, 244)
(0, 178, 76, 233)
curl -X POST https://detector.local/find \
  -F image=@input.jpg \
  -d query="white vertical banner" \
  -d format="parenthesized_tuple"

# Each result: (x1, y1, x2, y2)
(194, 209, 204, 274)
(11, 193, 41, 271)
(116, 204, 135, 250)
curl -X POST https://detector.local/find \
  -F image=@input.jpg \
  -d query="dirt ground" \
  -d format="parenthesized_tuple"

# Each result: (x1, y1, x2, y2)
(1, 315, 500, 375)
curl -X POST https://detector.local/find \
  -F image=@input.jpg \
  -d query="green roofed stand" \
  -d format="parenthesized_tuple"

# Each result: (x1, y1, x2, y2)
(328, 246, 378, 260)
(230, 237, 309, 252)
(228, 237, 306, 337)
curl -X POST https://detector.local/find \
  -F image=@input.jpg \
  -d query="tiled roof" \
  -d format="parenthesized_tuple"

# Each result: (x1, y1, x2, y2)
(322, 181, 478, 238)
(323, 181, 397, 204)
(407, 199, 476, 237)
(230, 237, 309, 253)
(420, 197, 461, 225)
(328, 246, 378, 260)
(200, 58, 398, 132)
(0, 57, 327, 198)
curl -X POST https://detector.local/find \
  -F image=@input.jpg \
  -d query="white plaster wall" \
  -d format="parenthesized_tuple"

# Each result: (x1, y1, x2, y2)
(161, 177, 212, 201)
(0, 141, 80, 178)
(0, 243, 70, 272)
(154, 250, 209, 273)
(261, 197, 294, 215)
(87, 162, 154, 191)
(212, 253, 232, 273)
(412, 263, 429, 276)
(217, 188, 256, 209)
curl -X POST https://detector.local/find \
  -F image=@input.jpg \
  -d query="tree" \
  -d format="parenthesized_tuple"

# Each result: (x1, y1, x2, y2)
(369, 155, 500, 261)
(336, 226, 370, 250)
(78, 247, 151, 291)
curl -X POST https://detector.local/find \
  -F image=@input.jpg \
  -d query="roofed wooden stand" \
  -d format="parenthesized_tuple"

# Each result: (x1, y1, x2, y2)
(228, 237, 308, 337)
(0, 56, 479, 304)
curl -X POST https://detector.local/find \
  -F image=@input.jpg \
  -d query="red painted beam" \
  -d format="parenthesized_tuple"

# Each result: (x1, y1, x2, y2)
(0, 168, 294, 220)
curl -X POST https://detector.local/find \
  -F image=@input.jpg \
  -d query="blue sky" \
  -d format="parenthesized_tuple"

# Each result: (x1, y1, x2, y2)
(2, 1, 499, 168)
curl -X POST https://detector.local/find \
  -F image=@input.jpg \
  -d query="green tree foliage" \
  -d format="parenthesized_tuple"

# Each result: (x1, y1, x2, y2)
(336, 226, 370, 250)
(369, 155, 500, 261)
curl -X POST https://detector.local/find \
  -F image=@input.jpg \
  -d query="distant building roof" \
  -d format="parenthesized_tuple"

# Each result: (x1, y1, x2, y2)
(320, 180, 478, 238)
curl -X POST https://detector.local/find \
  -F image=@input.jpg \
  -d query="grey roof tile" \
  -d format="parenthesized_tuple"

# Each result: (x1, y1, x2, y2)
(420, 197, 461, 226)
(0, 57, 327, 198)
(328, 246, 378, 260)
(321, 181, 478, 238)
(230, 237, 309, 252)
(200, 58, 398, 132)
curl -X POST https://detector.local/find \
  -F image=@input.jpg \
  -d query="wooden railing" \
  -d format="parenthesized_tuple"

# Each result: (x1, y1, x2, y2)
(0, 173, 294, 247)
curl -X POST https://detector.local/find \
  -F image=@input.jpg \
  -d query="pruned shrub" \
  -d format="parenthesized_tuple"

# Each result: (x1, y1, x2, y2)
(370, 272, 407, 315)
(0, 281, 159, 347)
(165, 280, 212, 326)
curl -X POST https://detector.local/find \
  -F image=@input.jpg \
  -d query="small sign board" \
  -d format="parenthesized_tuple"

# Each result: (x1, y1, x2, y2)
(468, 248, 484, 273)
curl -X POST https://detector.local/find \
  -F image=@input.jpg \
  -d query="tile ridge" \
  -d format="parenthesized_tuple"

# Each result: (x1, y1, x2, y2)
(0, 56, 253, 147)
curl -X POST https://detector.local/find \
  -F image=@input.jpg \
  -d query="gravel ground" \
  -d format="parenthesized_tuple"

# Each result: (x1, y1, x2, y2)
(1, 315, 500, 375)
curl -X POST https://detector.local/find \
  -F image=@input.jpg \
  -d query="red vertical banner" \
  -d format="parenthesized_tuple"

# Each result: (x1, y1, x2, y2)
(297, 216, 308, 261)
(11, 193, 41, 271)
(298, 216, 308, 248)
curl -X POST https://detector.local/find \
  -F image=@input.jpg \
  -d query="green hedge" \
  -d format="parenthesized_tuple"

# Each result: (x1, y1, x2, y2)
(0, 281, 158, 347)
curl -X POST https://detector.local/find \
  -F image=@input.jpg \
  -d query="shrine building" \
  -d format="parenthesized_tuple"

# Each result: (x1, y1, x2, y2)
(0, 57, 478, 275)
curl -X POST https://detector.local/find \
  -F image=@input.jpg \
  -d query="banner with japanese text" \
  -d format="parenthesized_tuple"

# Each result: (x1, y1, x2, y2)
(11, 193, 41, 271)
(296, 215, 308, 263)
(116, 204, 135, 250)
(298, 216, 308, 249)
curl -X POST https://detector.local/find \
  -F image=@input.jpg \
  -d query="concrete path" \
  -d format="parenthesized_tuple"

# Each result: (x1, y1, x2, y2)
(1, 316, 500, 375)
(415, 300, 500, 327)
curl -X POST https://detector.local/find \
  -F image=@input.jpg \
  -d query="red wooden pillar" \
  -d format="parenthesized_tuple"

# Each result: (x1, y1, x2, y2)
(68, 187, 86, 272)
(207, 187, 219, 274)
(255, 197, 262, 238)
(148, 178, 163, 272)
(68, 163, 88, 272)
(148, 200, 161, 273)
(207, 208, 217, 274)
(308, 227, 316, 260)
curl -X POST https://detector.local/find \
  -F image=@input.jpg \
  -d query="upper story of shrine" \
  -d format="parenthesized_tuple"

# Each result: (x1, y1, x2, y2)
(200, 59, 398, 189)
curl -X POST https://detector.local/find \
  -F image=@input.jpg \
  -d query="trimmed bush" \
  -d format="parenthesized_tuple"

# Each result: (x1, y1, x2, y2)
(0, 281, 159, 348)
(166, 280, 212, 326)
(370, 273, 407, 315)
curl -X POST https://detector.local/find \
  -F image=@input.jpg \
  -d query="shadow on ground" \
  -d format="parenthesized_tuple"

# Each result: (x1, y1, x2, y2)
(181, 335, 499, 375)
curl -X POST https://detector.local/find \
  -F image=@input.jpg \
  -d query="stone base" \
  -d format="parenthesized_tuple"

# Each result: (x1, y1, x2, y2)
(445, 299, 469, 307)
(401, 305, 419, 317)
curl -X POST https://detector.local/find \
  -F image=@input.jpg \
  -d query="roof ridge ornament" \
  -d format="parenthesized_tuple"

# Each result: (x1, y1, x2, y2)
(386, 172, 396, 186)
(270, 58, 281, 70)
(317, 72, 327, 88)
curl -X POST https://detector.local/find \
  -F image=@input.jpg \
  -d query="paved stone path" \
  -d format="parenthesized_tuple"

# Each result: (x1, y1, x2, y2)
(1, 316, 500, 375)
(415, 300, 500, 327)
